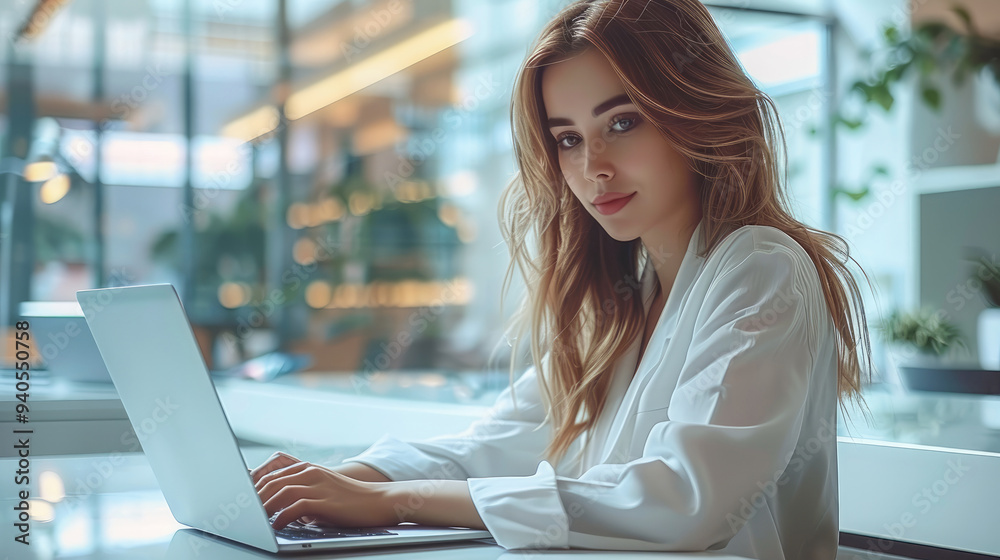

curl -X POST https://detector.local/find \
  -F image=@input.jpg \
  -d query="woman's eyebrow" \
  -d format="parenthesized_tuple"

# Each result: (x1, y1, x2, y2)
(546, 93, 632, 128)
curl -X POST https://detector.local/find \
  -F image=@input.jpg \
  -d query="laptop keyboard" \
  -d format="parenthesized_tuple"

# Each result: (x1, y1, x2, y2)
(269, 512, 397, 540)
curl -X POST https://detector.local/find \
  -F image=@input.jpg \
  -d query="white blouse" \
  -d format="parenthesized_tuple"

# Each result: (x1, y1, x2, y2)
(341, 219, 840, 559)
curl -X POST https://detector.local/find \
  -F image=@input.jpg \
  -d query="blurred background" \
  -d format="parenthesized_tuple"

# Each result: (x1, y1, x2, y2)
(1, 0, 999, 379)
(4, 1, 1000, 557)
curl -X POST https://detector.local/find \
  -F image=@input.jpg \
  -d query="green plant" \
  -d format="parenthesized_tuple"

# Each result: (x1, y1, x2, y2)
(847, 5, 1000, 116)
(34, 212, 86, 263)
(812, 3, 1000, 204)
(963, 248, 1000, 307)
(150, 181, 268, 320)
(878, 307, 967, 356)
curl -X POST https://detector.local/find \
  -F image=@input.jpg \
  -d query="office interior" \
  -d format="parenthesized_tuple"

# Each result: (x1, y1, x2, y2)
(1, 0, 999, 558)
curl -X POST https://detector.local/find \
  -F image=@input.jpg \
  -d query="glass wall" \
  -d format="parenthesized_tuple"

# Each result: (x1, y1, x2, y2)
(1, 0, 835, 377)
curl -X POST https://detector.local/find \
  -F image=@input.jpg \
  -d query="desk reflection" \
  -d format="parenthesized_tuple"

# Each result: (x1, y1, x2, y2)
(0, 451, 767, 560)
(167, 529, 503, 559)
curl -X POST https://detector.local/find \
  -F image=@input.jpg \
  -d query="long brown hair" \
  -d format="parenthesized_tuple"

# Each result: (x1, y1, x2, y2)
(497, 0, 875, 467)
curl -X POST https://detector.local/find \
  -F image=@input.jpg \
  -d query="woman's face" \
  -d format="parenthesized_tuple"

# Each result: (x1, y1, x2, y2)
(541, 48, 700, 244)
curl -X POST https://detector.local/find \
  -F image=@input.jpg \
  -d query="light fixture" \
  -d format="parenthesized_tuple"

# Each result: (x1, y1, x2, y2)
(16, 0, 73, 41)
(1, 118, 73, 341)
(23, 158, 58, 183)
(23, 117, 62, 185)
(39, 173, 71, 204)
(221, 18, 474, 141)
(221, 106, 280, 144)
(286, 18, 474, 121)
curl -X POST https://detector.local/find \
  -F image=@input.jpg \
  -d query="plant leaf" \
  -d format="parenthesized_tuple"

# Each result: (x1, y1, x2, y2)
(921, 85, 941, 110)
(951, 5, 976, 36)
(915, 21, 949, 42)
(835, 115, 864, 130)
(886, 62, 909, 82)
(832, 184, 870, 202)
(871, 84, 895, 111)
(884, 25, 900, 45)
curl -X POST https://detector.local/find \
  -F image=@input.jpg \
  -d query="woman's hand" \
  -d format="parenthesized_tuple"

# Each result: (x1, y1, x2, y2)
(249, 451, 301, 485)
(251, 452, 398, 530)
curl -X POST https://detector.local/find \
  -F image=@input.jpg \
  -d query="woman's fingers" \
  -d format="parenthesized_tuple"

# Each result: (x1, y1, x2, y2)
(253, 465, 393, 530)
(249, 452, 293, 484)
(269, 497, 324, 530)
(256, 461, 316, 500)
(249, 451, 302, 484)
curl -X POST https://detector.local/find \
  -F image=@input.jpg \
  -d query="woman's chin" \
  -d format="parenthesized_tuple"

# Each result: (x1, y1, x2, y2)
(601, 227, 639, 243)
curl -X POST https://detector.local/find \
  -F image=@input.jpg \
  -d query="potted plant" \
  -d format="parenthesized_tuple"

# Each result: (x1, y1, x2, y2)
(813, 4, 1000, 204)
(964, 249, 1000, 370)
(876, 307, 967, 391)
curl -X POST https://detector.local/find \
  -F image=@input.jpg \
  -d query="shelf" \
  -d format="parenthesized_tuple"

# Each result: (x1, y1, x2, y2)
(913, 162, 1000, 194)
(899, 366, 1000, 395)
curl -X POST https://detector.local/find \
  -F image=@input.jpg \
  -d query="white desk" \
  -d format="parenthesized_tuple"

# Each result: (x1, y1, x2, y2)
(3, 372, 998, 557)
(0, 451, 892, 560)
(0, 451, 762, 560)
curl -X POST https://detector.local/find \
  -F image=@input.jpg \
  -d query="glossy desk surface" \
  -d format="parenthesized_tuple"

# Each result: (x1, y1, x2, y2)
(0, 371, 985, 559)
(0, 450, 773, 560)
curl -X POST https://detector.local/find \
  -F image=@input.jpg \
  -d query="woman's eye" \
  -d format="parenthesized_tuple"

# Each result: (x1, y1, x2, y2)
(610, 115, 638, 132)
(554, 114, 640, 151)
(556, 135, 580, 149)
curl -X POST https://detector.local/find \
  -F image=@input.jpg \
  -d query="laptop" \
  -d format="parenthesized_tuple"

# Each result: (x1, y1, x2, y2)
(166, 527, 505, 559)
(75, 283, 493, 553)
(18, 301, 112, 383)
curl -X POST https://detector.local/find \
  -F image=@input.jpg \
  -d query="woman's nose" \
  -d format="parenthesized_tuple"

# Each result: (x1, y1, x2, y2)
(581, 139, 615, 183)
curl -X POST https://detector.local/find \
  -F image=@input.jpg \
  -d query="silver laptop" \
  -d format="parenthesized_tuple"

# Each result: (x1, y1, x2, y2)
(75, 283, 493, 554)
(166, 527, 505, 559)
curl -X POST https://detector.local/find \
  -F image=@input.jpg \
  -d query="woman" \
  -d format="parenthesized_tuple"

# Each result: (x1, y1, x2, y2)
(251, 0, 875, 557)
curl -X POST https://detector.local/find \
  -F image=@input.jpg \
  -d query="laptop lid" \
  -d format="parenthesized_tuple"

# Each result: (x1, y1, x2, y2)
(76, 284, 282, 553)
(77, 283, 493, 553)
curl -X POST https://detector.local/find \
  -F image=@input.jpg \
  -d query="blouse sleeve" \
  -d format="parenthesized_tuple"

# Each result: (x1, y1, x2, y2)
(337, 357, 552, 483)
(465, 245, 824, 551)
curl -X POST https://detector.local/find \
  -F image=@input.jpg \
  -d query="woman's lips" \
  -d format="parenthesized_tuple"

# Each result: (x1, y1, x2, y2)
(593, 192, 637, 215)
